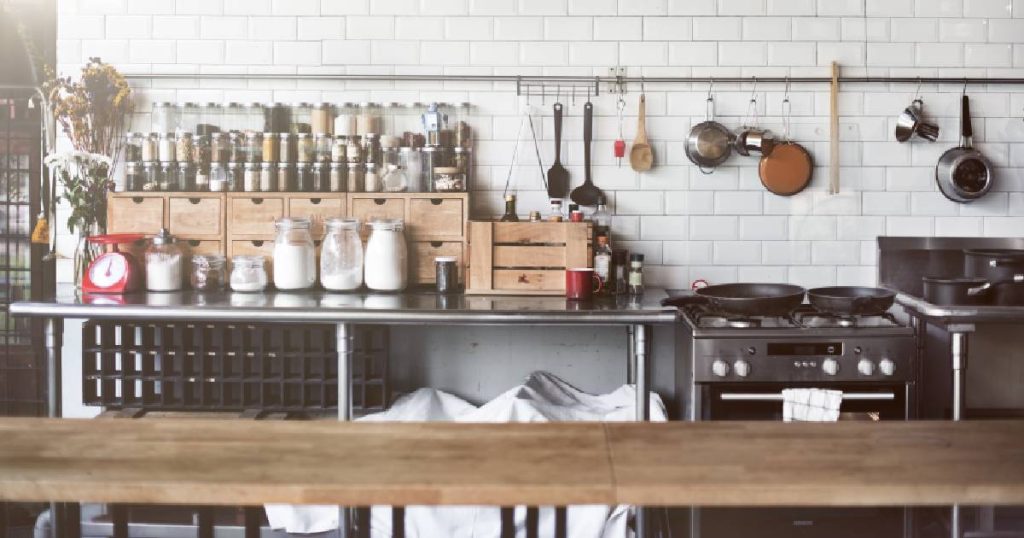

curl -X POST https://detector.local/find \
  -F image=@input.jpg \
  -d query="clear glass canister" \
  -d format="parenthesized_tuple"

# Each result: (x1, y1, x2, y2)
(142, 132, 159, 162)
(177, 161, 195, 191)
(382, 164, 408, 192)
(223, 102, 245, 133)
(356, 102, 380, 136)
(244, 102, 265, 133)
(190, 254, 226, 291)
(158, 133, 175, 162)
(331, 136, 347, 163)
(125, 132, 143, 162)
(125, 161, 143, 191)
(329, 162, 345, 192)
(278, 162, 295, 192)
(198, 102, 222, 135)
(279, 133, 295, 164)
(272, 218, 316, 290)
(159, 161, 177, 191)
(453, 146, 472, 189)
(315, 133, 332, 163)
(262, 132, 279, 163)
(175, 132, 193, 163)
(312, 163, 329, 192)
(227, 162, 243, 191)
(192, 134, 210, 167)
(260, 162, 277, 192)
(179, 102, 200, 135)
(146, 228, 184, 292)
(345, 135, 362, 163)
(364, 163, 380, 192)
(195, 165, 210, 192)
(399, 147, 422, 192)
(311, 102, 334, 135)
(297, 163, 314, 192)
(346, 163, 363, 193)
(334, 103, 356, 137)
(142, 162, 160, 191)
(245, 132, 263, 163)
(320, 218, 363, 291)
(268, 102, 291, 133)
(433, 166, 465, 192)
(210, 132, 229, 163)
(152, 102, 177, 134)
(291, 102, 312, 134)
(229, 132, 245, 163)
(296, 133, 315, 163)
(364, 219, 407, 292)
(230, 255, 268, 292)
(209, 163, 227, 192)
(243, 162, 260, 192)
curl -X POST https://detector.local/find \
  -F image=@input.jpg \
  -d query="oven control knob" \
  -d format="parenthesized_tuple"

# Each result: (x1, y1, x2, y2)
(879, 358, 895, 376)
(821, 358, 839, 376)
(733, 359, 751, 377)
(857, 359, 876, 376)
(712, 359, 730, 378)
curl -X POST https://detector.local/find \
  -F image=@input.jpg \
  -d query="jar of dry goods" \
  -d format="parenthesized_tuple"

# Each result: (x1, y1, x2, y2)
(195, 166, 210, 191)
(291, 102, 313, 134)
(125, 161, 143, 191)
(278, 162, 294, 192)
(243, 162, 260, 192)
(346, 135, 362, 163)
(329, 162, 344, 192)
(296, 133, 315, 163)
(190, 254, 227, 291)
(146, 228, 184, 292)
(177, 161, 194, 191)
(331, 136, 346, 162)
(175, 132, 193, 163)
(296, 163, 313, 192)
(245, 132, 263, 163)
(356, 102, 380, 136)
(314, 133, 332, 163)
(346, 163, 363, 193)
(312, 163, 329, 192)
(433, 166, 465, 192)
(227, 162, 243, 192)
(230, 255, 268, 292)
(399, 147, 422, 192)
(273, 218, 316, 290)
(228, 132, 245, 163)
(158, 133, 175, 162)
(311, 102, 333, 135)
(364, 219, 407, 292)
(279, 133, 295, 164)
(382, 164, 408, 193)
(260, 162, 277, 192)
(142, 133, 159, 162)
(364, 162, 380, 192)
(262, 132, 279, 163)
(334, 103, 356, 137)
(142, 162, 159, 191)
(152, 102, 177, 134)
(159, 161, 177, 191)
(320, 218, 363, 291)
(209, 163, 227, 192)
(125, 132, 143, 162)
(210, 132, 229, 163)
(192, 134, 210, 166)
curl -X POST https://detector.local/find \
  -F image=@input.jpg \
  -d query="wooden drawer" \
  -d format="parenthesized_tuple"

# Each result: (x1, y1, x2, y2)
(108, 195, 164, 234)
(408, 197, 464, 240)
(350, 196, 405, 223)
(288, 195, 346, 239)
(181, 239, 224, 258)
(228, 195, 285, 238)
(169, 196, 223, 239)
(411, 241, 463, 285)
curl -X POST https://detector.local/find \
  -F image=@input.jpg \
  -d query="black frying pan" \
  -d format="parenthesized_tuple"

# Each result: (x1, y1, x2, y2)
(662, 283, 806, 317)
(807, 286, 895, 317)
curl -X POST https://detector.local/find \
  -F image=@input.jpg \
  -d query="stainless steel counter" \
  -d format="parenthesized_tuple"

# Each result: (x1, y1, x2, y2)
(9, 287, 678, 325)
(896, 293, 1024, 325)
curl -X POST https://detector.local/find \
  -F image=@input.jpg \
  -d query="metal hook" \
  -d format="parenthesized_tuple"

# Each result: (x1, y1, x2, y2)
(962, 78, 968, 95)
(914, 77, 923, 101)
(556, 85, 560, 103)
(640, 76, 646, 95)
(749, 76, 758, 102)
(707, 78, 714, 100)
(783, 76, 791, 101)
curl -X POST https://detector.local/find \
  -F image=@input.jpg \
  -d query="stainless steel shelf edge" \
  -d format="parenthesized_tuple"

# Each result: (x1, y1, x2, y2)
(896, 293, 1024, 324)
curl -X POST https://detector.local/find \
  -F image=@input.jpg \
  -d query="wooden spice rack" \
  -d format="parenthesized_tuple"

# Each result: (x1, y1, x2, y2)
(466, 221, 592, 295)
(107, 191, 469, 286)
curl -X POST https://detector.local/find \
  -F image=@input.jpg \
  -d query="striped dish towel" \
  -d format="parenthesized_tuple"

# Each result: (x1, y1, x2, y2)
(782, 388, 843, 422)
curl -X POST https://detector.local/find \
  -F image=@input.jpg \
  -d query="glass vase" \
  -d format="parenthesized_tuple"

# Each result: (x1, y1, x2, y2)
(73, 224, 103, 289)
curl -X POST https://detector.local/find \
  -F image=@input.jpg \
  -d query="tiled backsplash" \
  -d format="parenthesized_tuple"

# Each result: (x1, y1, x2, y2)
(55, 0, 1024, 288)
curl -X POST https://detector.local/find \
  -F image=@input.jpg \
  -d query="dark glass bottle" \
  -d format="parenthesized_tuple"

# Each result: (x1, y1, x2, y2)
(500, 194, 519, 222)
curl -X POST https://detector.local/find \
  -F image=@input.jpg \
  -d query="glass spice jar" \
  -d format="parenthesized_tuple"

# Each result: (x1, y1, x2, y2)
(314, 133, 332, 163)
(399, 147, 422, 192)
(142, 133, 159, 162)
(159, 161, 177, 191)
(453, 146, 472, 187)
(628, 254, 645, 296)
(312, 163, 329, 192)
(311, 102, 333, 135)
(230, 255, 268, 292)
(228, 132, 245, 163)
(296, 133, 315, 163)
(245, 132, 263, 163)
(243, 162, 260, 192)
(262, 132, 279, 163)
(175, 132, 193, 163)
(320, 218, 363, 291)
(278, 162, 295, 192)
(125, 161, 143, 191)
(210, 132, 229, 163)
(364, 162, 380, 192)
(177, 161, 195, 191)
(296, 163, 314, 192)
(195, 165, 210, 192)
(260, 162, 277, 192)
(158, 133, 175, 162)
(125, 132, 143, 162)
(432, 166, 465, 192)
(345, 135, 362, 163)
(329, 162, 345, 192)
(278, 133, 295, 164)
(209, 162, 227, 192)
(331, 136, 346, 163)
(190, 254, 227, 291)
(142, 162, 160, 191)
(382, 164, 408, 193)
(192, 134, 210, 167)
(227, 162, 243, 192)
(346, 162, 363, 193)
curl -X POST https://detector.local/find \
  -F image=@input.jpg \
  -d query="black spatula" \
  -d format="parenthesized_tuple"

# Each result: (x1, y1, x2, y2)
(570, 101, 602, 206)
(546, 103, 569, 198)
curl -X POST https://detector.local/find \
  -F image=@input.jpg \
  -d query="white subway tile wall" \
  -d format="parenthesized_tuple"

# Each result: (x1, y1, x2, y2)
(54, 0, 1024, 287)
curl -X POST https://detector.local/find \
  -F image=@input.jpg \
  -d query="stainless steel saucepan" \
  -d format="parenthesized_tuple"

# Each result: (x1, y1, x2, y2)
(685, 94, 734, 174)
(935, 94, 993, 203)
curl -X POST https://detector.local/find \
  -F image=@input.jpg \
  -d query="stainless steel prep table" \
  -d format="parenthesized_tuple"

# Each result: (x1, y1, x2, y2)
(10, 287, 678, 538)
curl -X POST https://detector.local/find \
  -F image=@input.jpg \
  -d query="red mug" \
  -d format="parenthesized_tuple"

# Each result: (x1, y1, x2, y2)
(565, 267, 602, 300)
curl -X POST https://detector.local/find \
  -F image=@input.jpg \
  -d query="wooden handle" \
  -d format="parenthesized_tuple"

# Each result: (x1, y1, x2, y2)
(635, 95, 647, 144)
(829, 61, 840, 195)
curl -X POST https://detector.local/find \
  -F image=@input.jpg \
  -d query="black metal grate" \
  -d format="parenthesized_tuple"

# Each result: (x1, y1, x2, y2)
(0, 95, 46, 418)
(82, 321, 389, 415)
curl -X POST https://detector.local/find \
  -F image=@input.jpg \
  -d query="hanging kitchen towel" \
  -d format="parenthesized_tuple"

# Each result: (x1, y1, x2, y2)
(782, 388, 843, 422)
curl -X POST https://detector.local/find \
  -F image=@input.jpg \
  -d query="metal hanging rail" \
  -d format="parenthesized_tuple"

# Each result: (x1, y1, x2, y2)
(123, 72, 1024, 86)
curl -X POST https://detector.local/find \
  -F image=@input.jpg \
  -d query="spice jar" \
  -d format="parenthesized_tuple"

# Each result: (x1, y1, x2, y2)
(297, 163, 314, 192)
(158, 133, 175, 162)
(190, 254, 226, 291)
(244, 162, 260, 192)
(331, 136, 346, 162)
(290, 102, 312, 134)
(228, 132, 245, 163)
(152, 102, 177, 134)
(175, 132, 193, 163)
(296, 133, 315, 163)
(314, 133, 332, 163)
(272, 217, 316, 290)
(195, 165, 210, 192)
(230, 255, 268, 292)
(334, 102, 356, 136)
(260, 162, 277, 192)
(146, 228, 184, 292)
(628, 254, 645, 296)
(262, 132, 279, 163)
(399, 147, 422, 191)
(311, 102, 333, 135)
(198, 102, 222, 135)
(346, 162, 363, 193)
(177, 161, 195, 191)
(363, 133, 381, 166)
(209, 163, 227, 192)
(125, 162, 143, 191)
(142, 162, 160, 191)
(612, 249, 628, 295)
(279, 133, 295, 163)
(245, 132, 263, 163)
(329, 162, 345, 192)
(268, 102, 290, 133)
(382, 164, 408, 192)
(159, 161, 177, 191)
(356, 102, 380, 136)
(453, 146, 472, 187)
(435, 256, 458, 294)
(278, 162, 295, 192)
(345, 135, 362, 163)
(320, 218, 363, 291)
(125, 132, 143, 162)
(192, 134, 210, 167)
(179, 102, 200, 135)
(142, 133, 159, 162)
(210, 132, 229, 163)
(243, 102, 265, 133)
(433, 166, 465, 192)
(364, 219, 407, 292)
(312, 163, 329, 192)
(364, 163, 380, 192)
(227, 162, 243, 192)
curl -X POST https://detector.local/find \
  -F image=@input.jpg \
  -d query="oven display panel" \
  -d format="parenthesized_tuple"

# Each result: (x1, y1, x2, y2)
(766, 342, 843, 356)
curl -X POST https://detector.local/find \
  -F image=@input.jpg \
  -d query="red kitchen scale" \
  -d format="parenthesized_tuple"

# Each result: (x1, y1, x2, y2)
(82, 233, 146, 294)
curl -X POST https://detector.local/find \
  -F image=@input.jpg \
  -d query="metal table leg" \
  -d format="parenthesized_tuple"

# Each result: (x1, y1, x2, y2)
(337, 323, 353, 538)
(632, 324, 651, 538)
(44, 317, 70, 538)
(950, 330, 968, 538)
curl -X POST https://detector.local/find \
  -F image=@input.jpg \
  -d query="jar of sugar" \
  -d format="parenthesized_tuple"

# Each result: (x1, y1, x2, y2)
(364, 219, 407, 292)
(145, 228, 184, 292)
(272, 218, 316, 290)
(320, 218, 363, 292)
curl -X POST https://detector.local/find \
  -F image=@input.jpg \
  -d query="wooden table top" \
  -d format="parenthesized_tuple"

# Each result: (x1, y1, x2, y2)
(1, 418, 1022, 507)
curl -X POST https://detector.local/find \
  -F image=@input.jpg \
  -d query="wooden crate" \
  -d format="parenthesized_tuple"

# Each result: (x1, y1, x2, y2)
(466, 221, 592, 295)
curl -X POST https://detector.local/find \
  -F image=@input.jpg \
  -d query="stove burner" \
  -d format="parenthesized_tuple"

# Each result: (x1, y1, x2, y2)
(726, 318, 761, 328)
(681, 302, 905, 330)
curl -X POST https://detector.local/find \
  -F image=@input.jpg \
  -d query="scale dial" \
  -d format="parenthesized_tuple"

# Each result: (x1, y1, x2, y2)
(87, 253, 129, 290)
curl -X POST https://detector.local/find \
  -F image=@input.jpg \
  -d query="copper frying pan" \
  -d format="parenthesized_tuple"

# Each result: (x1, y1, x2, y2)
(759, 141, 813, 196)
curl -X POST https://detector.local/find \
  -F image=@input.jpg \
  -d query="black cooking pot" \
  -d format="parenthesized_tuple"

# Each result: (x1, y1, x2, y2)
(963, 249, 1024, 306)
(922, 277, 990, 306)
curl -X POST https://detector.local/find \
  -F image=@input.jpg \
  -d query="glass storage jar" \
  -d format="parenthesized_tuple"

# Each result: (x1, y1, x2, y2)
(152, 102, 177, 134)
(142, 162, 160, 191)
(296, 163, 314, 192)
(291, 102, 313, 134)
(433, 166, 465, 192)
(227, 162, 243, 191)
(125, 132, 143, 162)
(175, 132, 193, 163)
(331, 136, 347, 162)
(296, 133, 315, 163)
(382, 164, 408, 192)
(230, 255, 268, 292)
(364, 163, 380, 192)
(228, 132, 245, 163)
(364, 219, 407, 292)
(190, 254, 226, 291)
(346, 162, 363, 193)
(320, 218, 363, 291)
(334, 103, 356, 137)
(159, 161, 177, 191)
(268, 102, 290, 133)
(243, 162, 260, 192)
(312, 163, 329, 192)
(209, 163, 227, 192)
(315, 133, 332, 163)
(158, 133, 175, 162)
(198, 102, 221, 135)
(279, 133, 295, 164)
(262, 132, 279, 163)
(311, 102, 333, 135)
(260, 162, 277, 192)
(345, 135, 362, 163)
(142, 133, 159, 162)
(146, 228, 184, 292)
(244, 102, 265, 133)
(125, 161, 143, 191)
(210, 132, 229, 163)
(329, 162, 344, 192)
(179, 102, 200, 135)
(177, 161, 195, 191)
(399, 147, 422, 192)
(272, 218, 316, 290)
(222, 102, 245, 132)
(278, 162, 295, 192)
(195, 165, 210, 191)
(192, 134, 210, 167)
(245, 132, 263, 163)
(356, 102, 381, 136)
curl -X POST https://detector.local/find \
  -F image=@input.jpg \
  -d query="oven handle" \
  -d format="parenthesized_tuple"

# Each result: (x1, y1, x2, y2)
(719, 392, 896, 401)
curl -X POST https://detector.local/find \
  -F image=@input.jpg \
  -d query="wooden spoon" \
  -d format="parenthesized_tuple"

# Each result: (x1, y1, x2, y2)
(630, 94, 653, 172)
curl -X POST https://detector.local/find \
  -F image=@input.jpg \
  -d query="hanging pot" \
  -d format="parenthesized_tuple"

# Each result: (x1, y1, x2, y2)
(685, 94, 734, 174)
(936, 95, 993, 203)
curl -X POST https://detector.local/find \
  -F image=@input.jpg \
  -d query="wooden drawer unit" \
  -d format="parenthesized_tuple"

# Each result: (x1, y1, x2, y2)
(411, 241, 464, 285)
(168, 195, 223, 239)
(287, 194, 346, 239)
(408, 197, 464, 240)
(227, 194, 285, 238)
(107, 194, 165, 234)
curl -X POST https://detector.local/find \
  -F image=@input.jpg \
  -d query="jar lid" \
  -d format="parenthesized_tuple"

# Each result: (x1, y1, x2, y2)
(505, 194, 516, 202)
(245, 102, 264, 108)
(275, 217, 312, 230)
(293, 102, 312, 107)
(210, 132, 224, 139)
(154, 102, 174, 107)
(262, 131, 275, 137)
(161, 132, 175, 138)
(224, 102, 243, 108)
(277, 162, 291, 169)
(269, 102, 287, 107)
(203, 102, 220, 108)
(232, 254, 265, 265)
(435, 256, 457, 263)
(245, 131, 263, 138)
(192, 254, 226, 265)
(314, 102, 331, 108)
(434, 167, 459, 174)
(178, 131, 193, 138)
(368, 218, 403, 231)
(260, 162, 273, 169)
(326, 217, 359, 230)
(630, 254, 645, 262)
(151, 227, 175, 246)
(278, 132, 293, 139)
(180, 101, 198, 107)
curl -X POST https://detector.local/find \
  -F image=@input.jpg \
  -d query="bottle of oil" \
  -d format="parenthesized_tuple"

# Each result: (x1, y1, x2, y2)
(500, 194, 519, 222)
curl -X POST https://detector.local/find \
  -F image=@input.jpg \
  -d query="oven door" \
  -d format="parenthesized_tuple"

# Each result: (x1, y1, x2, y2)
(699, 382, 909, 421)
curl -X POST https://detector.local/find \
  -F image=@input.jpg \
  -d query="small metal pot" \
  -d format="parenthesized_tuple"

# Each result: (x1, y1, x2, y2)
(936, 95, 993, 203)
(895, 99, 939, 143)
(735, 127, 775, 157)
(685, 96, 735, 174)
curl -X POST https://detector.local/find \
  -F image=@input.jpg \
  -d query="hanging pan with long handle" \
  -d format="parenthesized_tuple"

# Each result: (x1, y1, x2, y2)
(685, 87, 734, 174)
(570, 100, 602, 206)
(936, 94, 993, 203)
(759, 88, 813, 196)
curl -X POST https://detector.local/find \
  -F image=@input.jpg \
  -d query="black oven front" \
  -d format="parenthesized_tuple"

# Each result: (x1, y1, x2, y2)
(698, 381, 911, 422)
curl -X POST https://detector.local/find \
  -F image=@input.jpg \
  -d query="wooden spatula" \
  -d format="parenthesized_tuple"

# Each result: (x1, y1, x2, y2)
(629, 94, 653, 172)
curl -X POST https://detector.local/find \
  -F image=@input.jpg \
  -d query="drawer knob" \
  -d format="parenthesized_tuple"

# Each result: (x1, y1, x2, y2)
(430, 198, 443, 205)
(252, 240, 264, 247)
(188, 240, 200, 247)
(251, 198, 264, 205)
(188, 197, 201, 205)
(310, 198, 322, 205)
(430, 241, 443, 248)
(131, 197, 144, 204)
